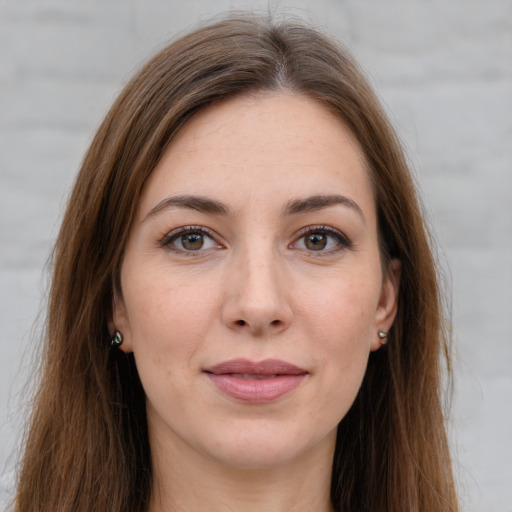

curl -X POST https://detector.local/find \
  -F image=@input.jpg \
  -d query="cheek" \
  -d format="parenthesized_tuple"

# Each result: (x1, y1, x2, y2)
(308, 297, 373, 427)
(298, 274, 379, 396)
(123, 269, 219, 362)
(303, 276, 378, 350)
(123, 273, 221, 409)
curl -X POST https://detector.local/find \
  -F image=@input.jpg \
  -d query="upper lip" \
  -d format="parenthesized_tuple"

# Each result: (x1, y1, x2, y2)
(204, 358, 308, 376)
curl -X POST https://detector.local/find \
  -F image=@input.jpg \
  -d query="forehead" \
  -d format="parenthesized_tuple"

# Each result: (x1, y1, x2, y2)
(139, 92, 375, 220)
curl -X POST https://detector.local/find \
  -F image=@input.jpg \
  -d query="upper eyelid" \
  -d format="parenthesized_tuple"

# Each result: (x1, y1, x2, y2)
(158, 224, 351, 248)
(167, 225, 215, 236)
(295, 224, 340, 235)
(294, 225, 350, 241)
(159, 225, 219, 246)
(291, 225, 353, 251)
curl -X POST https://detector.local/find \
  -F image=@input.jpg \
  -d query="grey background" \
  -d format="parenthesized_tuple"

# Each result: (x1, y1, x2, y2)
(1, 1, 511, 510)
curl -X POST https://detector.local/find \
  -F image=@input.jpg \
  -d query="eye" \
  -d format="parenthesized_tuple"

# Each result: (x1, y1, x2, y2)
(292, 226, 351, 253)
(161, 226, 220, 253)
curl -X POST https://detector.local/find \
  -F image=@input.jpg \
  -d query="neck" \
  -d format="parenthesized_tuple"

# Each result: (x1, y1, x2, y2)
(147, 430, 335, 512)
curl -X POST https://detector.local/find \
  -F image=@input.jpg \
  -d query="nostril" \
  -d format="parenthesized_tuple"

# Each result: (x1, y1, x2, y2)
(232, 319, 285, 329)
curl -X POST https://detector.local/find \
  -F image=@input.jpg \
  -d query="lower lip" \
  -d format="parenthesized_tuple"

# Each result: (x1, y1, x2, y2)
(206, 374, 306, 403)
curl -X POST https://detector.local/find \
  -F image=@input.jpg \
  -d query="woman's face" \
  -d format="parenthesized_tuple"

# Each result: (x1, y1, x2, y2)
(113, 93, 399, 471)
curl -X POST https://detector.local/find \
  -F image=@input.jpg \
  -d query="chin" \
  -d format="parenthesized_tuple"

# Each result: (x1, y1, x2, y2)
(202, 421, 337, 471)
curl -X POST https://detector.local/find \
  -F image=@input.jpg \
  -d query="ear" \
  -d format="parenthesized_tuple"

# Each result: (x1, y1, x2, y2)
(370, 258, 401, 351)
(109, 291, 133, 354)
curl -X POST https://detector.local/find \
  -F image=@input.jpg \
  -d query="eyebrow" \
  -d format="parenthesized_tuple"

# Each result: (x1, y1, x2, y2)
(144, 193, 365, 222)
(144, 195, 229, 220)
(285, 194, 365, 222)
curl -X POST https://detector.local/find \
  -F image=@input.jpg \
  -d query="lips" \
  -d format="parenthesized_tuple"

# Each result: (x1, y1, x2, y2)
(204, 359, 308, 403)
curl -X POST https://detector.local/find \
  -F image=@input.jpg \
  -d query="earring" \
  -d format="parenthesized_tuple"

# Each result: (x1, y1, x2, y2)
(111, 331, 123, 347)
(378, 331, 388, 345)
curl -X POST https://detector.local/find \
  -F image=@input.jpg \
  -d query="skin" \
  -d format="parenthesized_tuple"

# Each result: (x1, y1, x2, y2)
(112, 92, 399, 512)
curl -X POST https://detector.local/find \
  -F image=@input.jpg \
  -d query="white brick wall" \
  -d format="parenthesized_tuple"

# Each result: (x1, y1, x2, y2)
(1, 1, 511, 510)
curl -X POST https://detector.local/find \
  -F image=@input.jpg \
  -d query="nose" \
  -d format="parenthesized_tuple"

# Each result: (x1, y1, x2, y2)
(221, 247, 293, 336)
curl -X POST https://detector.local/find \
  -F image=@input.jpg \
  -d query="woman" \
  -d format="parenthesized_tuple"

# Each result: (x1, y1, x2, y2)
(14, 15, 459, 512)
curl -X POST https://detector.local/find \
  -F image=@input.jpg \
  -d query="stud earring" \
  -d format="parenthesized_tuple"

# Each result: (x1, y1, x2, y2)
(111, 331, 123, 347)
(378, 331, 388, 345)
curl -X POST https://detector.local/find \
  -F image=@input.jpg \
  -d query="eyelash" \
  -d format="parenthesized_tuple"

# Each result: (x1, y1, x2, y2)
(158, 225, 352, 255)
(159, 226, 220, 255)
(292, 225, 353, 254)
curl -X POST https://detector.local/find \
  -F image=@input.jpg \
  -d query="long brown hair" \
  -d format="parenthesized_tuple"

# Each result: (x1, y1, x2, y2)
(14, 15, 458, 512)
